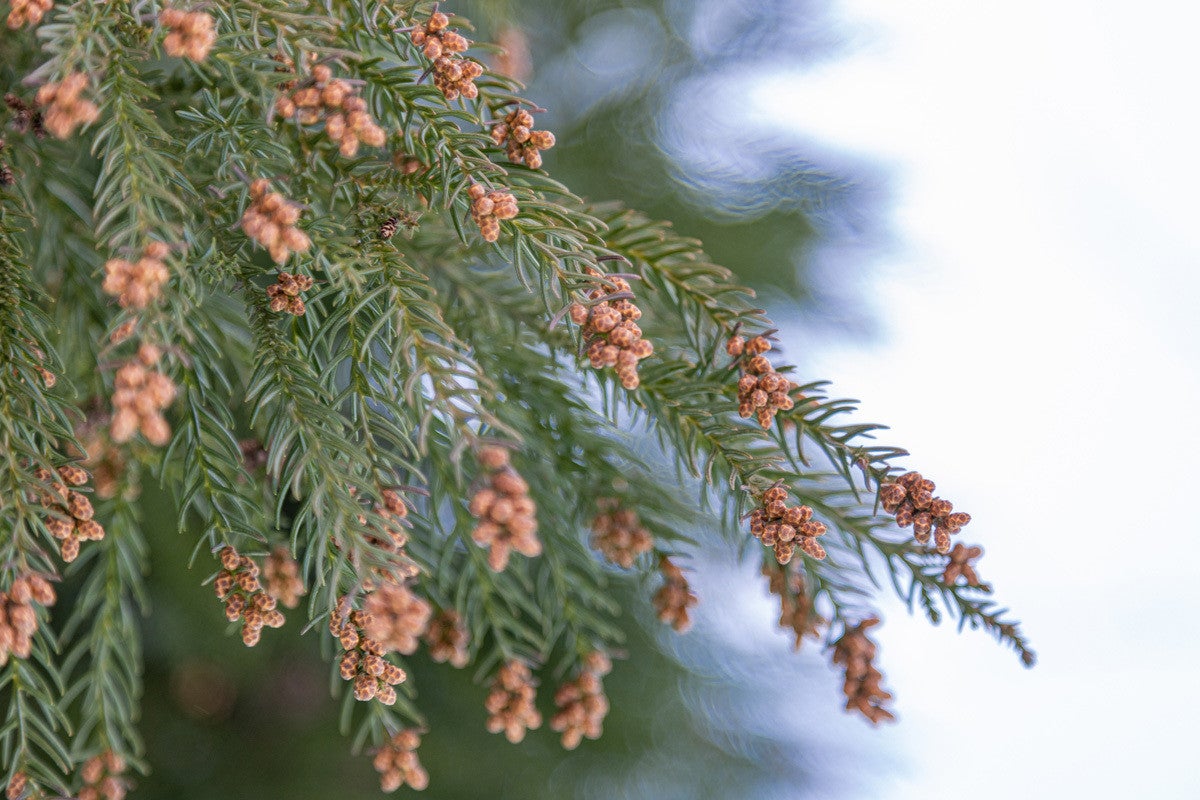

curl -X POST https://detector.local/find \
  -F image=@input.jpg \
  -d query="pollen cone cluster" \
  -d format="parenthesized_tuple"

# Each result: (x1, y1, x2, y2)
(0, 574, 55, 664)
(373, 730, 428, 793)
(264, 545, 306, 608)
(73, 411, 127, 501)
(347, 488, 421, 586)
(160, 8, 216, 62)
(590, 499, 653, 568)
(424, 608, 470, 668)
(551, 651, 611, 750)
(374, 488, 411, 548)
(392, 153, 427, 177)
(241, 178, 310, 264)
(83, 435, 125, 500)
(35, 72, 98, 139)
(108, 319, 136, 345)
(831, 618, 894, 725)
(490, 107, 555, 169)
(727, 334, 798, 429)
(351, 485, 414, 558)
(239, 437, 268, 472)
(410, 12, 482, 101)
(21, 340, 55, 389)
(331, 596, 406, 705)
(35, 464, 104, 563)
(6, 0, 52, 29)
(764, 565, 825, 650)
(569, 270, 653, 390)
(653, 558, 698, 633)
(4, 772, 29, 800)
(943, 543, 984, 586)
(265, 271, 314, 316)
(485, 659, 542, 743)
(379, 215, 400, 240)
(466, 183, 518, 242)
(214, 546, 285, 647)
(110, 343, 176, 446)
(102, 241, 170, 310)
(748, 486, 826, 564)
(275, 64, 386, 157)
(77, 750, 128, 800)
(4, 93, 43, 137)
(363, 580, 432, 655)
(469, 446, 541, 572)
(878, 470, 971, 554)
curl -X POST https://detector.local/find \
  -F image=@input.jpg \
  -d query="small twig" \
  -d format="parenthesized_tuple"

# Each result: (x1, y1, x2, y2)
(547, 303, 573, 332)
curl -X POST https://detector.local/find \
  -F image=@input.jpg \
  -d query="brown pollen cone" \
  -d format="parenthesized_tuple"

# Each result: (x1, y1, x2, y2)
(372, 729, 428, 792)
(35, 72, 98, 139)
(76, 749, 129, 800)
(466, 183, 518, 243)
(109, 344, 176, 447)
(410, 12, 483, 102)
(240, 179, 311, 264)
(590, 498, 654, 568)
(468, 446, 541, 571)
(831, 618, 895, 725)
(0, 573, 56, 664)
(362, 580, 432, 655)
(747, 485, 827, 565)
(942, 542, 985, 586)
(34, 464, 105, 563)
(274, 63, 387, 157)
(878, 470, 971, 554)
(726, 334, 799, 429)
(160, 8, 216, 62)
(569, 270, 654, 390)
(265, 271, 314, 316)
(6, 0, 53, 29)
(653, 557, 698, 633)
(764, 564, 825, 649)
(330, 595, 407, 705)
(424, 608, 470, 668)
(5, 771, 28, 800)
(484, 659, 542, 743)
(4, 93, 45, 137)
(74, 410, 130, 501)
(550, 651, 611, 749)
(264, 545, 306, 608)
(102, 241, 171, 310)
(490, 107, 555, 169)
(213, 546, 286, 647)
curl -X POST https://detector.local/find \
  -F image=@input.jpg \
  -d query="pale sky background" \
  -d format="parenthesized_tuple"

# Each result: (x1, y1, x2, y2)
(738, 1, 1200, 798)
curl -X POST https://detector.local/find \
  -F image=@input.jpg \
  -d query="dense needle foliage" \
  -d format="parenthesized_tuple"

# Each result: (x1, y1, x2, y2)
(0, 1, 1032, 795)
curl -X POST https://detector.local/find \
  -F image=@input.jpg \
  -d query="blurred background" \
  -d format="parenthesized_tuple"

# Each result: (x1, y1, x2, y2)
(132, 1, 1200, 797)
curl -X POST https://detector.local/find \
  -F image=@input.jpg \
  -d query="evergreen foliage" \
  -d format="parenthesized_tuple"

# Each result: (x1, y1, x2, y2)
(0, 1, 1031, 794)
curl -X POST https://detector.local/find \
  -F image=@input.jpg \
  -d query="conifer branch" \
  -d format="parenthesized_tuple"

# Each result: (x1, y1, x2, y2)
(0, 177, 75, 798)
(61, 485, 148, 772)
(242, 283, 379, 579)
(169, 287, 268, 556)
(0, 1, 1035, 781)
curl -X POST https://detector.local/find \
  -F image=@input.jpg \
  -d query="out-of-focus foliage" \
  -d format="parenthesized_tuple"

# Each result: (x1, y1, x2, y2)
(468, 0, 878, 311)
(134, 486, 822, 799)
